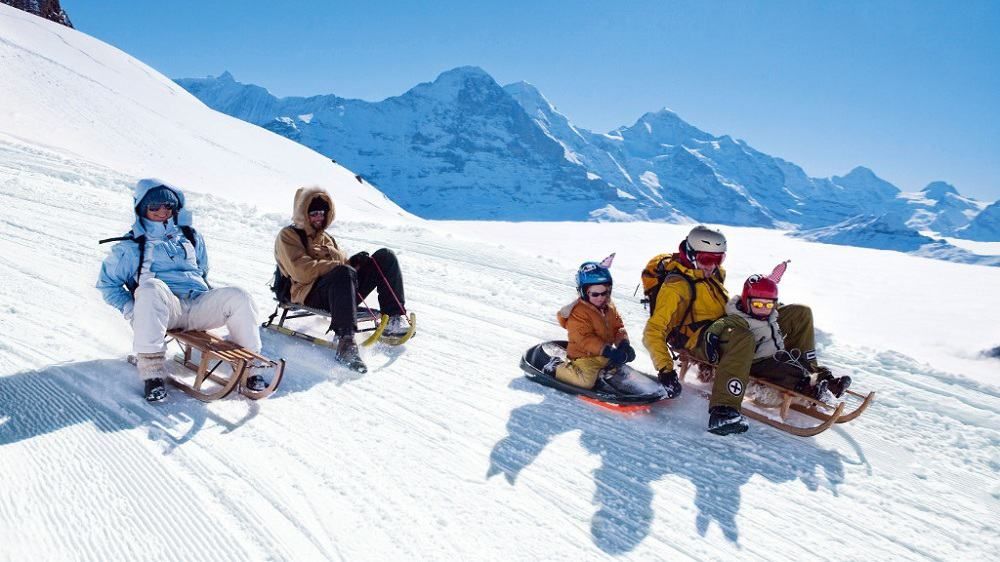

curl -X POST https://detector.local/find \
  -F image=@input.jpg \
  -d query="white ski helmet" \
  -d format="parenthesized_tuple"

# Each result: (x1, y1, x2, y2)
(685, 225, 727, 253)
(682, 225, 727, 271)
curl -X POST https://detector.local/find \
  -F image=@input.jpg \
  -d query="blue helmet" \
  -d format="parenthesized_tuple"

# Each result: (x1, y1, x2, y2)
(576, 261, 613, 298)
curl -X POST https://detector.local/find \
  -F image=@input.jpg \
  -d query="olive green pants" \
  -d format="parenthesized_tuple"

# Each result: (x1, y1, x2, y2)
(703, 304, 817, 410)
(554, 356, 610, 390)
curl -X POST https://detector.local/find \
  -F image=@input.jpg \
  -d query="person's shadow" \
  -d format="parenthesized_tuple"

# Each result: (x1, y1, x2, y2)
(0, 331, 380, 450)
(488, 377, 848, 554)
(0, 359, 261, 451)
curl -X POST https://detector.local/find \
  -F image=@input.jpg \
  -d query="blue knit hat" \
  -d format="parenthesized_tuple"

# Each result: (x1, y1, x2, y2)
(139, 186, 180, 214)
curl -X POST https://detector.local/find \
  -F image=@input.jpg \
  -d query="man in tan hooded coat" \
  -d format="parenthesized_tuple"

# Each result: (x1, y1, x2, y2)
(274, 187, 407, 372)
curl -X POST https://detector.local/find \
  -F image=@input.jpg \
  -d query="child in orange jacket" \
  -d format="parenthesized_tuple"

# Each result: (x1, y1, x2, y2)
(545, 255, 636, 390)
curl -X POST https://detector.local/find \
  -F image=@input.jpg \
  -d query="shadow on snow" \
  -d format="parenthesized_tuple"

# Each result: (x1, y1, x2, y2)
(487, 377, 848, 554)
(0, 330, 389, 449)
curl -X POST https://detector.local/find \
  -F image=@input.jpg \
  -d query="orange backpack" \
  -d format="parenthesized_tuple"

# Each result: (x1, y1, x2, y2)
(639, 253, 695, 315)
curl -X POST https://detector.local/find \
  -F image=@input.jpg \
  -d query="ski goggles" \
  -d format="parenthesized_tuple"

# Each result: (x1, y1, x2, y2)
(749, 299, 776, 311)
(587, 289, 611, 298)
(308, 210, 327, 218)
(694, 251, 725, 269)
(144, 203, 176, 212)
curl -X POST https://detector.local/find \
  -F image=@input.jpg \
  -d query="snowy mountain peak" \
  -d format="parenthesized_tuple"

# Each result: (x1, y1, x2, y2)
(217, 70, 237, 82)
(921, 180, 959, 199)
(626, 108, 712, 141)
(840, 165, 878, 181)
(411, 66, 499, 98)
(503, 81, 553, 114)
(833, 166, 900, 199)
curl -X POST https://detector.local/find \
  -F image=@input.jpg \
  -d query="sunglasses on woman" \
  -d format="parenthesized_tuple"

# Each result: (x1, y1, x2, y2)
(588, 289, 610, 298)
(308, 210, 326, 218)
(145, 203, 175, 212)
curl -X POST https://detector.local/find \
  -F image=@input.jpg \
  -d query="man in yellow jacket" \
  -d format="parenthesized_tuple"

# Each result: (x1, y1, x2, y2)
(274, 187, 408, 373)
(643, 225, 732, 429)
(644, 226, 844, 436)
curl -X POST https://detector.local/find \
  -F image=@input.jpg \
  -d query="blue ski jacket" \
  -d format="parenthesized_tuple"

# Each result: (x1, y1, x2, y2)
(96, 179, 209, 317)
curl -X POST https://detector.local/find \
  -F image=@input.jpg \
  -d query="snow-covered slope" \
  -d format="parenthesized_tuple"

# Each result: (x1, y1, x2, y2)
(2, 6, 999, 561)
(902, 181, 986, 235)
(0, 6, 409, 223)
(792, 213, 1000, 266)
(956, 200, 1000, 242)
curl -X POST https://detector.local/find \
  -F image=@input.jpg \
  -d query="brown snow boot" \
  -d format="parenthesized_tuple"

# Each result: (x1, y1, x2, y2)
(336, 334, 368, 374)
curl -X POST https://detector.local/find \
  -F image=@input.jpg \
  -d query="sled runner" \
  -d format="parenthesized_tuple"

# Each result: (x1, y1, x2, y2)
(675, 351, 875, 437)
(520, 341, 670, 412)
(262, 302, 417, 348)
(131, 330, 285, 402)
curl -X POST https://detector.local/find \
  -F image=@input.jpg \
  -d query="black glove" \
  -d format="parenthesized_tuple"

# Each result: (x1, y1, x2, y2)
(657, 369, 682, 398)
(618, 340, 636, 363)
(349, 251, 371, 269)
(601, 344, 627, 365)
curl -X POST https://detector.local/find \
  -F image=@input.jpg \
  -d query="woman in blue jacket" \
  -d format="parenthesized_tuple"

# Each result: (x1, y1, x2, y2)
(97, 178, 266, 401)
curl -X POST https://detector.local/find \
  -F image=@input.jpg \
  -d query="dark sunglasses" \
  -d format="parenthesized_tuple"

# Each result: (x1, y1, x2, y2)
(145, 203, 175, 212)
(587, 289, 610, 298)
(308, 210, 327, 217)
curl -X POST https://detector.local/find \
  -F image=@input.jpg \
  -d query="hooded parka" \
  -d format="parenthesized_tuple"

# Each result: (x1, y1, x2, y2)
(274, 187, 347, 304)
(97, 178, 209, 317)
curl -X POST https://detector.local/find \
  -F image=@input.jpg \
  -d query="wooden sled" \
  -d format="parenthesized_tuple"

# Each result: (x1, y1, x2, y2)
(168, 330, 284, 401)
(676, 351, 875, 437)
(262, 301, 416, 348)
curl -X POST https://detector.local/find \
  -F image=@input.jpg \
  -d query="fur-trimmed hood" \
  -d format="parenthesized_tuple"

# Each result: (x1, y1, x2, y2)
(291, 186, 336, 236)
(131, 178, 191, 237)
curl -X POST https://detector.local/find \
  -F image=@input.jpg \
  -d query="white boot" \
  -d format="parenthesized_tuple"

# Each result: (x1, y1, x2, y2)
(136, 352, 168, 402)
(136, 352, 168, 380)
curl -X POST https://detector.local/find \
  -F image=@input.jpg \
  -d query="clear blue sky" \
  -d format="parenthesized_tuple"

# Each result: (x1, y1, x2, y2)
(70, 0, 999, 200)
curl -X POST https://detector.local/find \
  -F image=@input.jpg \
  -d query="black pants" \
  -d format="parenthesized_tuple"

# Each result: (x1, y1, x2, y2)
(304, 248, 405, 335)
(748, 355, 810, 391)
(305, 264, 357, 336)
(356, 248, 405, 316)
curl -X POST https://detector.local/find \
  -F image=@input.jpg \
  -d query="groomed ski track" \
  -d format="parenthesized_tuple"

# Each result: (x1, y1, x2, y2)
(1, 137, 997, 561)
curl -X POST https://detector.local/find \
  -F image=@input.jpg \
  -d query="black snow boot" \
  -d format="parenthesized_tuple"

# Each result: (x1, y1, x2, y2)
(826, 375, 851, 398)
(144, 378, 166, 402)
(657, 369, 683, 399)
(336, 334, 368, 374)
(795, 378, 832, 402)
(707, 406, 749, 436)
(245, 375, 268, 392)
(813, 366, 852, 399)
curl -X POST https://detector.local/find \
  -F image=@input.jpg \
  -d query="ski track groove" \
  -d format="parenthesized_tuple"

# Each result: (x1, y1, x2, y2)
(1, 366, 252, 560)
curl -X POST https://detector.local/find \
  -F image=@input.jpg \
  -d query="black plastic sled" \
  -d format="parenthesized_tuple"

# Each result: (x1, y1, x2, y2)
(520, 341, 670, 410)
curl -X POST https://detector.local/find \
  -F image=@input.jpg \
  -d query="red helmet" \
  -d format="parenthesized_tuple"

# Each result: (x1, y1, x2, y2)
(741, 275, 778, 317)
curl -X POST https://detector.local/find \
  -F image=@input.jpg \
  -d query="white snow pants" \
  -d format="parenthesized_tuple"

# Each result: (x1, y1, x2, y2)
(131, 278, 262, 355)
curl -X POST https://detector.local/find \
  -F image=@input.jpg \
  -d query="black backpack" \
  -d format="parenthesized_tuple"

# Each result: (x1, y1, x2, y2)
(99, 225, 199, 295)
(271, 226, 309, 303)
